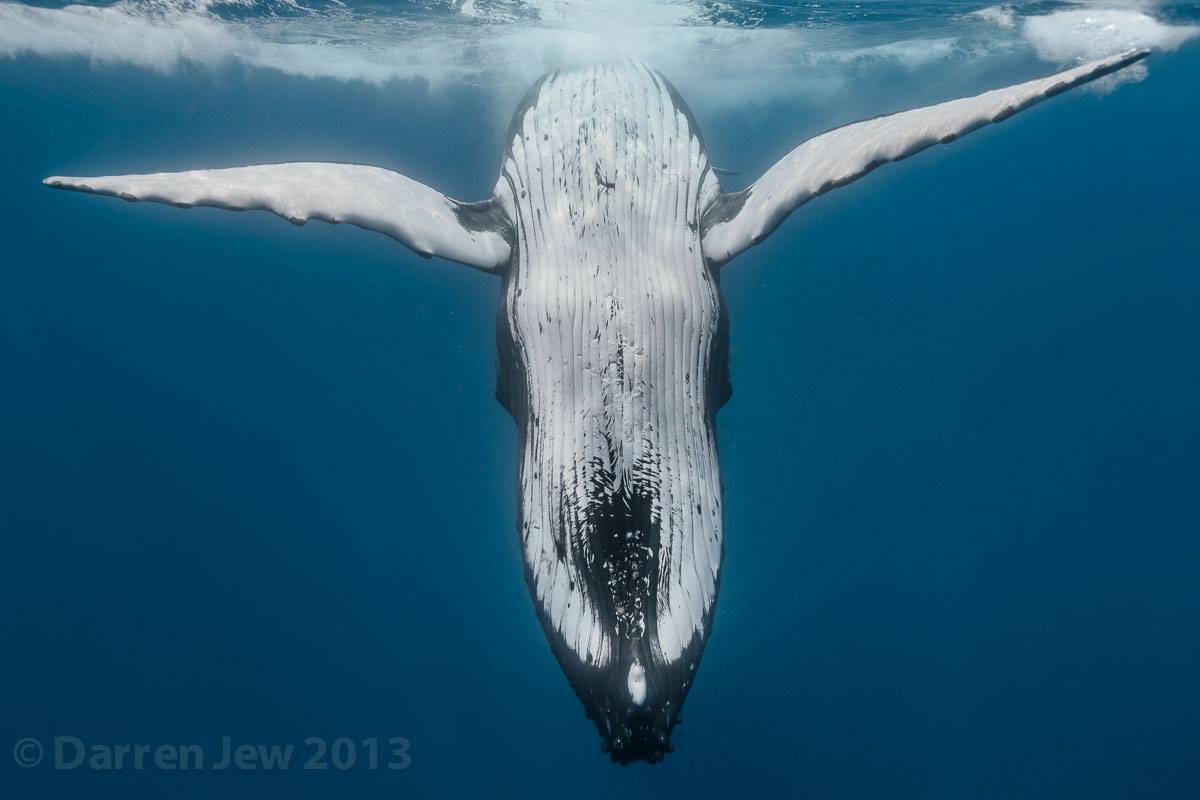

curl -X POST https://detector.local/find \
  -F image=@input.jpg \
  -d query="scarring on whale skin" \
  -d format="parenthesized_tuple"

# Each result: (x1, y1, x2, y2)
(43, 51, 1149, 763)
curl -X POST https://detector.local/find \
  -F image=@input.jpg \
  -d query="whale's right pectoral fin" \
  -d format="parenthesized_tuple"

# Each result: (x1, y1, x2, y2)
(701, 49, 1150, 267)
(44, 162, 512, 272)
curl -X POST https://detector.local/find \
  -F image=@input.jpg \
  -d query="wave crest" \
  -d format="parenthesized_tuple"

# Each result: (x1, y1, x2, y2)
(0, 0, 1195, 106)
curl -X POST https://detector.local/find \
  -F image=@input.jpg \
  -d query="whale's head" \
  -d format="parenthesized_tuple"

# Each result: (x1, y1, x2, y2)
(491, 62, 730, 763)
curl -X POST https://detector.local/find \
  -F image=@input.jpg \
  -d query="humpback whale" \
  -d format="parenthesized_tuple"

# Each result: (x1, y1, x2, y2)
(44, 50, 1148, 763)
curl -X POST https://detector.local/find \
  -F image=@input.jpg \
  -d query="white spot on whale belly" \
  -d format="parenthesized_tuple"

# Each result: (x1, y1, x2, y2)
(627, 661, 647, 706)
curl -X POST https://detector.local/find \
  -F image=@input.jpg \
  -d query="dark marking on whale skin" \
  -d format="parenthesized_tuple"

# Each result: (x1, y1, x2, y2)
(594, 163, 617, 191)
(453, 197, 515, 253)
(700, 188, 749, 238)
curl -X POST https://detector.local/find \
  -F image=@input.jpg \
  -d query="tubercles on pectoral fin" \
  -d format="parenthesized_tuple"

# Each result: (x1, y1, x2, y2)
(701, 49, 1150, 267)
(43, 162, 514, 272)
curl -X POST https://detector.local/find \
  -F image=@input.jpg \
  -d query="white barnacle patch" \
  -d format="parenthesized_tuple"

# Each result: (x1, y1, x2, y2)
(627, 660, 648, 706)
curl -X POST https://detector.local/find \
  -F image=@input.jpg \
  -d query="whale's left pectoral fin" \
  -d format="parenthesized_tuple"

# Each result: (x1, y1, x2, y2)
(702, 49, 1150, 266)
(44, 162, 512, 271)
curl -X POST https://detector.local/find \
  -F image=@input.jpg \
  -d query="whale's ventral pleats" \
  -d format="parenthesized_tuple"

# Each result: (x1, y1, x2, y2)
(493, 62, 728, 763)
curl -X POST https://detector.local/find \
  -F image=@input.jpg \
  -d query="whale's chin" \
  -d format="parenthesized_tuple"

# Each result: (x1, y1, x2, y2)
(595, 703, 679, 765)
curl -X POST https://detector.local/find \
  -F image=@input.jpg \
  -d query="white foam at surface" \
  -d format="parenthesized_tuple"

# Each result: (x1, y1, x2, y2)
(969, 6, 1016, 30)
(0, 0, 1195, 107)
(1023, 8, 1197, 63)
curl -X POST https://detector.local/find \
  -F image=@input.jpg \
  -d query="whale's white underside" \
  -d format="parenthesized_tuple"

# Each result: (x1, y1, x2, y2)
(494, 63, 724, 670)
(42, 47, 1149, 761)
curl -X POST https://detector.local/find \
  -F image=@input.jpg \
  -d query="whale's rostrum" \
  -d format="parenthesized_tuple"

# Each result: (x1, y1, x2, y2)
(43, 50, 1149, 764)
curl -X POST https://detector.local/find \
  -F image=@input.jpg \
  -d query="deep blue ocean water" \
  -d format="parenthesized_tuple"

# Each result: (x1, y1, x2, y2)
(2, 1, 1199, 797)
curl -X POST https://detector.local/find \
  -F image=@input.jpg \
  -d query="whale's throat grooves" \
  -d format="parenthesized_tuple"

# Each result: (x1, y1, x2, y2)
(494, 62, 730, 762)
